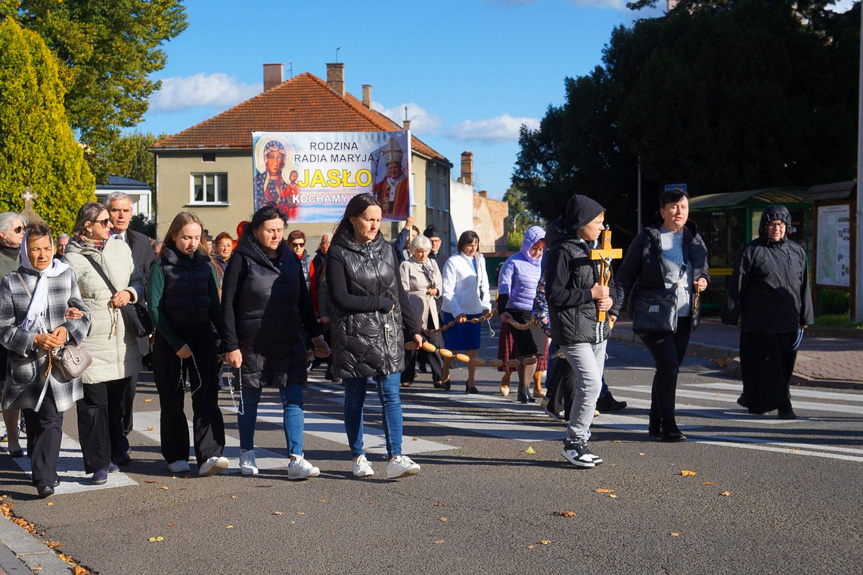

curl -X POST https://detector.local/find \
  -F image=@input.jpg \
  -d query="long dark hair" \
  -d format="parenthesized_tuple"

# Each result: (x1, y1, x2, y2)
(243, 204, 287, 240)
(333, 194, 381, 241)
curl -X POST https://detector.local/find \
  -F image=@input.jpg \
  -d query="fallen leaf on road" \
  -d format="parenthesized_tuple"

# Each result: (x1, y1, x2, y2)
(226, 525, 233, 529)
(272, 511, 283, 515)
(527, 545, 536, 550)
(720, 491, 732, 497)
(445, 438, 452, 442)
(231, 495, 238, 499)
(613, 440, 621, 444)
(148, 536, 164, 542)
(318, 499, 327, 503)
(412, 437, 418, 441)
(609, 494, 618, 499)
(434, 540, 445, 544)
(145, 480, 155, 483)
(439, 517, 447, 522)
(44, 541, 61, 548)
(289, 521, 296, 524)
(523, 446, 536, 454)
(553, 511, 576, 517)
(161, 486, 169, 490)
(144, 398, 153, 403)
(435, 502, 448, 507)
(47, 502, 53, 507)
(167, 523, 175, 527)
(670, 532, 680, 537)
(297, 512, 306, 515)
(594, 488, 615, 493)
(638, 452, 645, 456)
(73, 566, 87, 575)
(702, 481, 715, 486)
(680, 470, 696, 477)
(146, 427, 154, 431)
(539, 540, 550, 545)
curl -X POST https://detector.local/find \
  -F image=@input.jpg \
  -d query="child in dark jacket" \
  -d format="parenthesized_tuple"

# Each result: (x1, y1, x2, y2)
(545, 195, 614, 468)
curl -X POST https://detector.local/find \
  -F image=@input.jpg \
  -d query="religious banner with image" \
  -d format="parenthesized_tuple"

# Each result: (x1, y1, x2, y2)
(252, 131, 412, 222)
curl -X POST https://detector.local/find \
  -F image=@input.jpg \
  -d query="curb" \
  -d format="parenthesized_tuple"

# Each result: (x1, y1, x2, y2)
(0, 513, 74, 575)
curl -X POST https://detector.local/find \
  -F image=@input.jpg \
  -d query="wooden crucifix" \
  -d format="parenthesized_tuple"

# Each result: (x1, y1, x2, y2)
(590, 226, 622, 323)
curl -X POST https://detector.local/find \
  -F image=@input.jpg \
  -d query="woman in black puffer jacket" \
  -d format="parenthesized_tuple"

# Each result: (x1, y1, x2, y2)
(611, 188, 709, 442)
(327, 194, 423, 481)
(222, 205, 329, 480)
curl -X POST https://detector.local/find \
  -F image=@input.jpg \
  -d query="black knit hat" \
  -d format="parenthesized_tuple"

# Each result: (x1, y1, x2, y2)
(423, 225, 440, 239)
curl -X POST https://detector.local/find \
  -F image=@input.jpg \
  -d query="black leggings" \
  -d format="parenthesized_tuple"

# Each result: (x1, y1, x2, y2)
(639, 317, 692, 423)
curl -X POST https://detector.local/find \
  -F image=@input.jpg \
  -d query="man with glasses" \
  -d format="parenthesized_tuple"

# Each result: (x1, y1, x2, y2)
(722, 205, 813, 420)
(0, 212, 27, 459)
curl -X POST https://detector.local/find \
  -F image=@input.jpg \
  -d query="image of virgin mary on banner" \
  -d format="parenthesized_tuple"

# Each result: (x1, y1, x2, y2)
(252, 131, 412, 222)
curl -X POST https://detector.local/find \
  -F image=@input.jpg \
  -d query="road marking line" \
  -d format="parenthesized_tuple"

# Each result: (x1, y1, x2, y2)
(688, 382, 863, 403)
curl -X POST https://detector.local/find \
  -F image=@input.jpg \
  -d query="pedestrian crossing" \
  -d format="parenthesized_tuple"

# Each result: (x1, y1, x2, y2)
(2, 380, 862, 493)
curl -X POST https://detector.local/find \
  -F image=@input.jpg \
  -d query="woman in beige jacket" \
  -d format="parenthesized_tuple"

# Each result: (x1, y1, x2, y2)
(399, 235, 445, 388)
(64, 203, 143, 485)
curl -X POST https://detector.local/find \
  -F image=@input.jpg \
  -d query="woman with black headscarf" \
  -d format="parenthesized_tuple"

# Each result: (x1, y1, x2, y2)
(721, 204, 813, 419)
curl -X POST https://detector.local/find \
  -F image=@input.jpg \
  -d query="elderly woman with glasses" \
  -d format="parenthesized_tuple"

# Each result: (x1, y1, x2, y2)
(399, 234, 445, 388)
(1, 211, 28, 459)
(64, 202, 144, 486)
(722, 205, 813, 419)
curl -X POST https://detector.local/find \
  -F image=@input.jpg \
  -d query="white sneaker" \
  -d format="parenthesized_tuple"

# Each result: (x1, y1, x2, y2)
(167, 460, 190, 474)
(386, 455, 421, 480)
(352, 454, 374, 478)
(199, 456, 229, 477)
(239, 449, 258, 476)
(287, 455, 320, 480)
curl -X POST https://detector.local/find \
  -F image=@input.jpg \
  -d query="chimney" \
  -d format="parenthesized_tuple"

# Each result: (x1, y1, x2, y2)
(478, 190, 487, 198)
(326, 62, 345, 97)
(263, 63, 283, 92)
(404, 120, 411, 131)
(362, 84, 372, 108)
(460, 152, 473, 186)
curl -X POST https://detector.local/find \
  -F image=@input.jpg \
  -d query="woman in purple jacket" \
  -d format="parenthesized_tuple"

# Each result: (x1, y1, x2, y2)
(497, 226, 547, 403)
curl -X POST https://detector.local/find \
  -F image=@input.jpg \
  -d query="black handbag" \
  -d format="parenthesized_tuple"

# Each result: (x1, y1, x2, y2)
(632, 288, 678, 336)
(85, 256, 153, 338)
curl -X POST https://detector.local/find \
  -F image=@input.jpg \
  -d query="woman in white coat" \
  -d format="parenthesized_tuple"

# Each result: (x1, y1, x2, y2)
(64, 202, 144, 485)
(440, 230, 492, 393)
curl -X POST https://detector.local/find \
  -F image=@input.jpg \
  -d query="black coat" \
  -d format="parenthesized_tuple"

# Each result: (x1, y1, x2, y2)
(544, 219, 612, 345)
(327, 230, 421, 378)
(154, 247, 213, 325)
(221, 235, 320, 388)
(721, 205, 814, 333)
(124, 228, 156, 291)
(611, 220, 710, 329)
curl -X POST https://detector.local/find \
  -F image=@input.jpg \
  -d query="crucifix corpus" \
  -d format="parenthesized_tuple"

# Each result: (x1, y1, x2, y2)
(590, 226, 622, 323)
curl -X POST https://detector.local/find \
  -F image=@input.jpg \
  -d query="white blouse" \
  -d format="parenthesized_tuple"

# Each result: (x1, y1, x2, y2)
(440, 252, 491, 317)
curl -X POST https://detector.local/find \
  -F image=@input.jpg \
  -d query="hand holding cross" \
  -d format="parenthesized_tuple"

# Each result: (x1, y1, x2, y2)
(590, 226, 622, 323)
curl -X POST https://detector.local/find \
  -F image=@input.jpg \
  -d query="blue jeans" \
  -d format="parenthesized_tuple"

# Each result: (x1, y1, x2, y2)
(237, 384, 305, 456)
(343, 373, 403, 459)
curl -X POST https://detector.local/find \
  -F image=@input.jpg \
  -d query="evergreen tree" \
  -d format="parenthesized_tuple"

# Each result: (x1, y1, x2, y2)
(0, 18, 95, 233)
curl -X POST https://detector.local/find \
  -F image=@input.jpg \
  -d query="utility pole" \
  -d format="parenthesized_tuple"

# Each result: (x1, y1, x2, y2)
(856, 6, 863, 322)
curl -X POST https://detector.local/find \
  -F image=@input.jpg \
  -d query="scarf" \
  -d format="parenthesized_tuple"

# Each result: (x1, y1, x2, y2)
(77, 234, 108, 252)
(19, 231, 69, 332)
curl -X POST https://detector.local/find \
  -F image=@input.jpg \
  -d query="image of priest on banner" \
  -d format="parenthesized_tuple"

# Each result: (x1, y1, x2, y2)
(254, 140, 290, 210)
(373, 138, 410, 220)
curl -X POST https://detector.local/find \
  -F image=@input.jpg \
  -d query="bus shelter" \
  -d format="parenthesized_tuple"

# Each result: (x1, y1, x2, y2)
(688, 187, 810, 311)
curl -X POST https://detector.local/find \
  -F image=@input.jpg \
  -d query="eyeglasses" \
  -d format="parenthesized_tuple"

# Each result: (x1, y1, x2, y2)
(12, 226, 24, 234)
(290, 242, 305, 248)
(767, 222, 786, 229)
(92, 218, 111, 227)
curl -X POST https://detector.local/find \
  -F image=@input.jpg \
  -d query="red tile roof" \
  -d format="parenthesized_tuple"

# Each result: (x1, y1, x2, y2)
(151, 72, 448, 164)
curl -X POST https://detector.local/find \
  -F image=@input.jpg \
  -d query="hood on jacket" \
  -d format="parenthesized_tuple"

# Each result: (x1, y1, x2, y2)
(519, 226, 546, 263)
(758, 204, 792, 239)
(545, 218, 569, 249)
(234, 229, 285, 268)
(332, 227, 387, 255)
(564, 195, 604, 237)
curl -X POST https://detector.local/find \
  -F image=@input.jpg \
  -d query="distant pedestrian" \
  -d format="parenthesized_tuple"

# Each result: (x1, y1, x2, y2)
(721, 204, 813, 419)
(0, 211, 27, 459)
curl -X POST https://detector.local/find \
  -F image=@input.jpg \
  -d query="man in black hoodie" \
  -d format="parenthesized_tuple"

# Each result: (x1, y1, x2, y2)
(545, 195, 615, 468)
(721, 204, 813, 419)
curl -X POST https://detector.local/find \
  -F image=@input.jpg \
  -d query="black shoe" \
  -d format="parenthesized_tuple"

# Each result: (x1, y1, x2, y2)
(660, 420, 686, 442)
(433, 381, 444, 389)
(326, 368, 337, 382)
(736, 395, 749, 409)
(51, 479, 60, 487)
(517, 387, 536, 404)
(596, 394, 627, 412)
(443, 379, 451, 391)
(778, 408, 797, 420)
(113, 451, 132, 466)
(648, 419, 661, 438)
(466, 384, 479, 394)
(37, 485, 54, 498)
(9, 448, 24, 458)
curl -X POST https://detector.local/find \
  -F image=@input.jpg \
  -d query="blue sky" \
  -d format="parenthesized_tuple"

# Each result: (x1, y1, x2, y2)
(136, 0, 855, 199)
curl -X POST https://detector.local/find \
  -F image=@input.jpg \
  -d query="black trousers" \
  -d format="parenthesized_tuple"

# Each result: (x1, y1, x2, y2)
(23, 387, 63, 488)
(740, 331, 797, 414)
(639, 317, 692, 423)
(119, 373, 138, 440)
(77, 378, 129, 474)
(402, 316, 444, 383)
(152, 329, 224, 466)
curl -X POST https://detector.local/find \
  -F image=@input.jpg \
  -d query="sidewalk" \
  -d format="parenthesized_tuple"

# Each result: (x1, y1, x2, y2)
(611, 317, 863, 389)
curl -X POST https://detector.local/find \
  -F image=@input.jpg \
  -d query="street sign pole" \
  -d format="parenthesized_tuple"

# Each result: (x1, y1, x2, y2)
(856, 5, 863, 322)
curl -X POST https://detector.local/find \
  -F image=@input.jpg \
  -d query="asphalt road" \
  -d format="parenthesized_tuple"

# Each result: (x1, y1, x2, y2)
(2, 336, 862, 575)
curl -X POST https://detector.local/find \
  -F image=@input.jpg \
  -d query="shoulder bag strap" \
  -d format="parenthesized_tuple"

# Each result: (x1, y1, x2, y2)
(16, 273, 51, 412)
(84, 255, 118, 295)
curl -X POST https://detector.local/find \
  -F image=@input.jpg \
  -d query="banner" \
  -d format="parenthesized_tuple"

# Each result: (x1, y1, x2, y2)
(252, 131, 412, 222)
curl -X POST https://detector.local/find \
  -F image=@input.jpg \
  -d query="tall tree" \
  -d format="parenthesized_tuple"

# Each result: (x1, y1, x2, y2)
(0, 18, 95, 233)
(513, 0, 859, 248)
(99, 131, 166, 191)
(2, 0, 187, 152)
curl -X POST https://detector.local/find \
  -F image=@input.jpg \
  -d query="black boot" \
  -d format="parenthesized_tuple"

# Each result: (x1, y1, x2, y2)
(596, 393, 627, 412)
(517, 386, 536, 404)
(648, 417, 661, 438)
(660, 419, 686, 442)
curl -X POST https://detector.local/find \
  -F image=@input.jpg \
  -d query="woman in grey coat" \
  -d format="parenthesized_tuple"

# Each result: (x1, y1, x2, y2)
(0, 224, 90, 498)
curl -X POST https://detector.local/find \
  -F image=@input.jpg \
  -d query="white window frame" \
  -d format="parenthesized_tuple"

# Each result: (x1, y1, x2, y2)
(189, 173, 229, 206)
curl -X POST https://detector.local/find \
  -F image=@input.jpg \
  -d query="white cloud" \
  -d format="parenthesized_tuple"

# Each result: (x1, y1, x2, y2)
(150, 73, 262, 113)
(371, 102, 445, 134)
(448, 114, 540, 143)
(569, 0, 627, 8)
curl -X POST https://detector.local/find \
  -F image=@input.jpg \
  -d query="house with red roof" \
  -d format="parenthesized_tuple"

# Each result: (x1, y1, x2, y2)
(150, 63, 453, 245)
